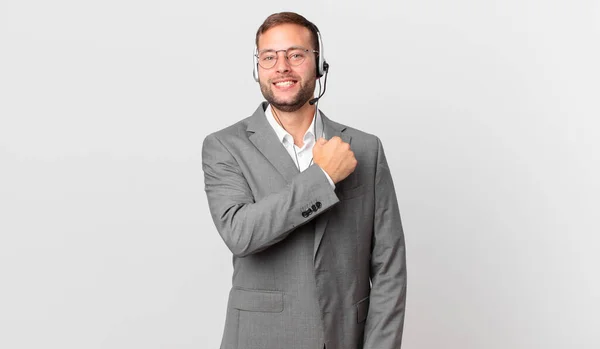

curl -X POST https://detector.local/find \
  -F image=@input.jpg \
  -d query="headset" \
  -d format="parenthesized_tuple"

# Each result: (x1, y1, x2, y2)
(253, 30, 329, 82)
(255, 28, 329, 171)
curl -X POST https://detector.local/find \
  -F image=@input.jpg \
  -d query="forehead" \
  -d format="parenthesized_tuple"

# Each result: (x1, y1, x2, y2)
(257, 23, 313, 51)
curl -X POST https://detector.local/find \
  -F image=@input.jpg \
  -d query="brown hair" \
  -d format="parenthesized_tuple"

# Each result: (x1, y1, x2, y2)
(255, 12, 320, 51)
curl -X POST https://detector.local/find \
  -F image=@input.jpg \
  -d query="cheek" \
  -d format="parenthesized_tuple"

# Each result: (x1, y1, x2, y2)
(296, 67, 316, 82)
(257, 72, 271, 85)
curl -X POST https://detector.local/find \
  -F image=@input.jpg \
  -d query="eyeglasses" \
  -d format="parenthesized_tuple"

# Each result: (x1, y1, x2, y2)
(255, 47, 318, 69)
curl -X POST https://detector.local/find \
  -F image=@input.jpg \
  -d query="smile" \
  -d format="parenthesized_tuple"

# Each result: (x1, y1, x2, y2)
(273, 80, 298, 89)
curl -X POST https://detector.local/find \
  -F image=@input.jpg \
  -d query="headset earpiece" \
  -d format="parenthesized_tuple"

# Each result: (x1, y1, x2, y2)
(253, 47, 259, 82)
(316, 31, 328, 78)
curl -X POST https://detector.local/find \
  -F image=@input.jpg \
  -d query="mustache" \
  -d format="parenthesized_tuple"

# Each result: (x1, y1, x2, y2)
(269, 75, 300, 82)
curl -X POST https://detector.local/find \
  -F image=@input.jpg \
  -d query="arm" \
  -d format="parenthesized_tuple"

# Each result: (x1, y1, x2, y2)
(363, 137, 407, 348)
(202, 133, 339, 257)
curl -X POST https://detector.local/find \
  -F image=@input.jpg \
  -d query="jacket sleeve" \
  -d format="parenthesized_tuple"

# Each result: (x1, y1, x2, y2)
(363, 137, 407, 348)
(202, 133, 340, 257)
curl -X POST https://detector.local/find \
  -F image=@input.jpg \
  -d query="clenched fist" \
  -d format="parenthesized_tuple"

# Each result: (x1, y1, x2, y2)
(313, 136, 357, 184)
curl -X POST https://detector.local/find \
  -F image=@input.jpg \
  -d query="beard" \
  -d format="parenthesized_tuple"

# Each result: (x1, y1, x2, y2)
(260, 75, 316, 112)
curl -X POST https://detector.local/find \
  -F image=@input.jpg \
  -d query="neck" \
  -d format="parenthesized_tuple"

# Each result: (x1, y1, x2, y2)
(271, 102, 316, 146)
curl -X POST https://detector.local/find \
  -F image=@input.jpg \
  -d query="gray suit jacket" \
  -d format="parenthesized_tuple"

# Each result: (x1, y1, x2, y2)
(202, 102, 406, 349)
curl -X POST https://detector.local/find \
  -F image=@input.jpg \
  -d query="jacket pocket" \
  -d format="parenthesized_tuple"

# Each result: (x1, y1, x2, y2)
(338, 184, 365, 201)
(231, 287, 284, 313)
(356, 296, 370, 323)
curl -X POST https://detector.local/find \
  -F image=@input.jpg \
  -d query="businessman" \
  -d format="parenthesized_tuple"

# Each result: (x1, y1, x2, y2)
(202, 12, 407, 349)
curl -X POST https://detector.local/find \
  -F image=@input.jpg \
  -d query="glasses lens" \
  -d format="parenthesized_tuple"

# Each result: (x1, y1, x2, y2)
(286, 49, 307, 66)
(258, 51, 277, 69)
(257, 49, 308, 69)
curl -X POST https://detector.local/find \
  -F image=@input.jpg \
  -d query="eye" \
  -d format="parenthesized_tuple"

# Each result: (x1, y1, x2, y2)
(288, 51, 306, 61)
(258, 51, 276, 62)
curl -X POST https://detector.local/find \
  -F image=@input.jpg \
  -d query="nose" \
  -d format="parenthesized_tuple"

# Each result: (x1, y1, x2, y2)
(274, 51, 291, 74)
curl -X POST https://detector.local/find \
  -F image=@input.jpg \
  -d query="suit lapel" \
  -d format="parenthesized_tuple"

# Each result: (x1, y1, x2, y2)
(247, 102, 300, 182)
(313, 111, 351, 262)
(245, 103, 349, 262)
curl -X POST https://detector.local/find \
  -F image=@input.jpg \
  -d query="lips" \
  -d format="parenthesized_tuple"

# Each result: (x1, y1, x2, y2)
(272, 78, 298, 89)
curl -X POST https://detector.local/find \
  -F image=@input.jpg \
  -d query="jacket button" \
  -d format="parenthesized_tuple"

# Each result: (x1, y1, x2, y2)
(316, 201, 322, 209)
(311, 204, 317, 211)
(302, 211, 309, 218)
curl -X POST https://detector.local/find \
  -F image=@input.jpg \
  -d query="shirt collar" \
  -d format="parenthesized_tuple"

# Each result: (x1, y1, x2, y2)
(265, 104, 324, 146)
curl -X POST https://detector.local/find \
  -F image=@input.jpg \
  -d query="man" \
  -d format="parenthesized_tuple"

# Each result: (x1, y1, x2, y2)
(202, 12, 406, 349)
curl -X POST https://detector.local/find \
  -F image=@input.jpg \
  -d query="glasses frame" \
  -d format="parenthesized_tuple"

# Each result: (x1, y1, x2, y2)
(255, 47, 319, 69)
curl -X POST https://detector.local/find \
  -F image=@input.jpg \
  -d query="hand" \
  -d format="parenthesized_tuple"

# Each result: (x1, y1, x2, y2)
(313, 136, 357, 184)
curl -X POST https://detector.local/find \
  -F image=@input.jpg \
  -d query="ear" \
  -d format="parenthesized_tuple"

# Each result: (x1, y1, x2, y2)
(315, 30, 327, 78)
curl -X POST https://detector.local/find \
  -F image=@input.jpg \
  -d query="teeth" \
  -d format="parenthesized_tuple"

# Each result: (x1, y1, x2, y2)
(275, 81, 295, 87)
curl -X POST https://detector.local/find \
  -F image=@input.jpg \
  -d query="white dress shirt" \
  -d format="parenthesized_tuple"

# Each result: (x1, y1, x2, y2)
(265, 104, 335, 188)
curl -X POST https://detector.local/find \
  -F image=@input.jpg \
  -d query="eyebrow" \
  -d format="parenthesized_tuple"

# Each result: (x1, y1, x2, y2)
(257, 45, 308, 54)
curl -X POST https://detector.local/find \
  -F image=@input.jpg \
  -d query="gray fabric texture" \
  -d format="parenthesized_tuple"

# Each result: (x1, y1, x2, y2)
(202, 102, 407, 349)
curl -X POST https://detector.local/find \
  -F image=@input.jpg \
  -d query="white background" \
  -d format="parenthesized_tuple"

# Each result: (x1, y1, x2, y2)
(1, 0, 599, 348)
